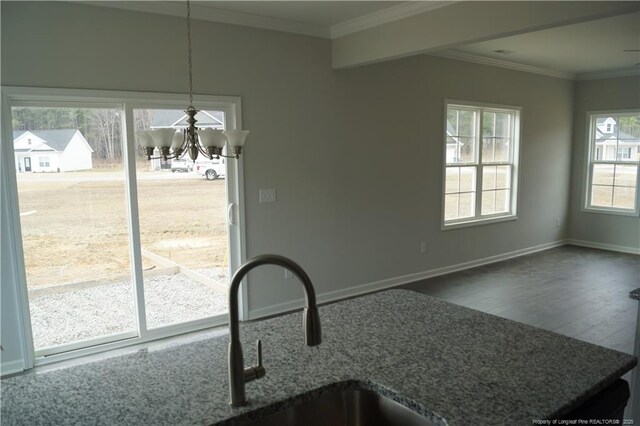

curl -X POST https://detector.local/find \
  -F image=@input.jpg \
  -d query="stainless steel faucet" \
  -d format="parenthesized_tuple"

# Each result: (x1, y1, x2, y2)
(228, 254, 322, 407)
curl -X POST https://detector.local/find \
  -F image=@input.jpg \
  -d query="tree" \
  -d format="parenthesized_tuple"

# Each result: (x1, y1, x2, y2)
(619, 116, 640, 138)
(90, 109, 122, 161)
(12, 107, 78, 131)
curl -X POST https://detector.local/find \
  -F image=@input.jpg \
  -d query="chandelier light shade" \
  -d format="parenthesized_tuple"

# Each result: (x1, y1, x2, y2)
(149, 128, 177, 149)
(198, 128, 228, 157)
(136, 131, 154, 149)
(140, 0, 249, 162)
(224, 130, 250, 156)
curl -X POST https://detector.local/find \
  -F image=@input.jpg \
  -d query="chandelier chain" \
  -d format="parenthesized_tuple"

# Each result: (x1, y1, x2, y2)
(141, 0, 246, 162)
(186, 0, 194, 107)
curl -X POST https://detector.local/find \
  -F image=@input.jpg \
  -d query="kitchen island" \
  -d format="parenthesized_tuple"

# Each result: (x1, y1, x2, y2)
(1, 290, 636, 425)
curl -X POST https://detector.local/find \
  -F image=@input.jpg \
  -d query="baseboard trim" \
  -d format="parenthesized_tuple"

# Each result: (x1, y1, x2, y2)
(248, 240, 566, 320)
(1, 359, 25, 377)
(566, 239, 640, 255)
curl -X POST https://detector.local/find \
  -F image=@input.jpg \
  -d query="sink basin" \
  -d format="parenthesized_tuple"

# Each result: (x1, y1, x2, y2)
(241, 387, 441, 426)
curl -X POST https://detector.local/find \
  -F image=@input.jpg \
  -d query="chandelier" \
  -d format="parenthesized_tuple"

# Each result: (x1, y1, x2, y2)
(137, 0, 249, 162)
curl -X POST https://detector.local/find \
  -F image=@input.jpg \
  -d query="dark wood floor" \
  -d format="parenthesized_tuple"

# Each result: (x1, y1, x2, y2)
(401, 245, 639, 356)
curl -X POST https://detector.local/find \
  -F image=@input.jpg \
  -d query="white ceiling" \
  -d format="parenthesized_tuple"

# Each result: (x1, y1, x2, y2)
(191, 1, 402, 28)
(443, 11, 640, 77)
(80, 1, 640, 79)
(78, 1, 450, 38)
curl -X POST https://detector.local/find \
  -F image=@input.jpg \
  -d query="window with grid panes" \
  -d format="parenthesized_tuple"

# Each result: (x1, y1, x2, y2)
(443, 102, 521, 227)
(585, 111, 639, 215)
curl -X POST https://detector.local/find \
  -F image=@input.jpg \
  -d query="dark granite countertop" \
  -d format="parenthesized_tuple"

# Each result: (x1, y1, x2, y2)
(1, 290, 636, 425)
(630, 288, 640, 301)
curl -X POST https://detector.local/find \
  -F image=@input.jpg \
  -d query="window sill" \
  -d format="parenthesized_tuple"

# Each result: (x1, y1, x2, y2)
(442, 214, 518, 231)
(582, 206, 639, 217)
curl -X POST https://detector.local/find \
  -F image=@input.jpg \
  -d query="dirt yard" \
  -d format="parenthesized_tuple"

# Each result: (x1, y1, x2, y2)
(17, 169, 228, 288)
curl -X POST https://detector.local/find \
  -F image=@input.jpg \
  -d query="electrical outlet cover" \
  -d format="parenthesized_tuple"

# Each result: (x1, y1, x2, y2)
(259, 189, 276, 203)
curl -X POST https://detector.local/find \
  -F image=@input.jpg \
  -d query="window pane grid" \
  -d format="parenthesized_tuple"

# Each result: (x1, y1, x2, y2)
(444, 103, 519, 224)
(447, 108, 478, 163)
(586, 112, 639, 212)
(444, 165, 476, 220)
(445, 166, 476, 193)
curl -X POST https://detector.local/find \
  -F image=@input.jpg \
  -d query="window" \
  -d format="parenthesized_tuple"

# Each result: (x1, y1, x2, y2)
(443, 101, 521, 227)
(618, 148, 632, 160)
(585, 111, 639, 214)
(39, 156, 49, 167)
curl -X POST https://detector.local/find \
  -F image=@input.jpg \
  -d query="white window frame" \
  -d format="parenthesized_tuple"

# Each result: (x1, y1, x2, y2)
(1, 86, 249, 368)
(441, 99, 522, 230)
(583, 110, 640, 216)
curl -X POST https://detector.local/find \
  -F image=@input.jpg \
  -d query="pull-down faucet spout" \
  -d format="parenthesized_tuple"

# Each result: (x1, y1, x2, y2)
(228, 254, 322, 407)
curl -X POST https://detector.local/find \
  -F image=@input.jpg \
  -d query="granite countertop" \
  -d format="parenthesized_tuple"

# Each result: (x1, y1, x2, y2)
(1, 290, 637, 425)
(630, 288, 640, 301)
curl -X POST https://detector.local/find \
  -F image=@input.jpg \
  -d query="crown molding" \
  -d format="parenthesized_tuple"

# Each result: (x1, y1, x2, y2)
(330, 1, 454, 39)
(75, 1, 458, 40)
(576, 67, 640, 81)
(73, 1, 330, 39)
(432, 50, 576, 80)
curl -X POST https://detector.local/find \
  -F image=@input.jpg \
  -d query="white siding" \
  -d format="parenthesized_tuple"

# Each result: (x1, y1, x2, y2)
(15, 150, 59, 173)
(14, 132, 48, 172)
(31, 152, 60, 172)
(13, 153, 55, 173)
(13, 131, 45, 151)
(59, 132, 92, 171)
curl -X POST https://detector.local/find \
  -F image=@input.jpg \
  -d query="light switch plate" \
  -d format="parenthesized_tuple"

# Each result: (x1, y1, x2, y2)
(259, 189, 276, 203)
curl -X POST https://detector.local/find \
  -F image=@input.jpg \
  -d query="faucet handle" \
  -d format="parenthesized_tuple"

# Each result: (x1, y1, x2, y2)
(256, 339, 263, 367)
(243, 339, 266, 383)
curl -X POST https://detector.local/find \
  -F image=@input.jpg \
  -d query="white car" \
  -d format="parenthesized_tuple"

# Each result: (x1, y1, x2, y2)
(194, 159, 225, 180)
(170, 159, 193, 173)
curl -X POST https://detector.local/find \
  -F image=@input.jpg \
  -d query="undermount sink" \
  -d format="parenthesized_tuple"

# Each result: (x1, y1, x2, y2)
(241, 387, 442, 426)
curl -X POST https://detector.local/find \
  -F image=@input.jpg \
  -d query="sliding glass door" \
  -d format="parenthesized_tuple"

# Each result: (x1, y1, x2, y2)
(12, 105, 137, 354)
(4, 89, 245, 362)
(133, 108, 230, 329)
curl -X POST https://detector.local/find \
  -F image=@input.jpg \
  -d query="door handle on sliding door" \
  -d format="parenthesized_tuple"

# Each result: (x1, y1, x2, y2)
(228, 203, 236, 226)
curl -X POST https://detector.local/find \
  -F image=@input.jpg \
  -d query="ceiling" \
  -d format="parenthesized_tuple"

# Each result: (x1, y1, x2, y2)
(442, 11, 640, 77)
(80, 1, 640, 80)
(190, 1, 402, 28)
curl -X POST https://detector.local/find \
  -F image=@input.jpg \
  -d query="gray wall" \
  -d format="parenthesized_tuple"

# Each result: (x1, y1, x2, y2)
(1, 2, 574, 367)
(569, 76, 640, 249)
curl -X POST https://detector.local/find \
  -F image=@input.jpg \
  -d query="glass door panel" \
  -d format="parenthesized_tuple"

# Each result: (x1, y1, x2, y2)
(11, 106, 137, 352)
(133, 108, 229, 329)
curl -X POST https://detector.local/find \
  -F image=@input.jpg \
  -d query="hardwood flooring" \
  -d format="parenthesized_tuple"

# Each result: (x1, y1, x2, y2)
(401, 245, 639, 355)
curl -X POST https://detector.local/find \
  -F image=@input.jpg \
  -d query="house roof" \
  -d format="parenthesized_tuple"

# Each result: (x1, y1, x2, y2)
(595, 129, 639, 142)
(13, 129, 78, 151)
(150, 110, 224, 128)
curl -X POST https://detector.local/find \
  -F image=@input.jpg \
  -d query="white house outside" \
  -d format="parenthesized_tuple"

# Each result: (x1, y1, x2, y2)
(594, 117, 640, 161)
(146, 109, 224, 171)
(13, 129, 93, 173)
